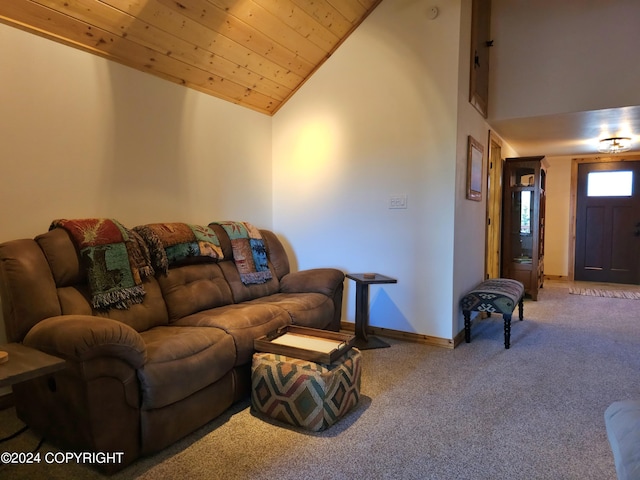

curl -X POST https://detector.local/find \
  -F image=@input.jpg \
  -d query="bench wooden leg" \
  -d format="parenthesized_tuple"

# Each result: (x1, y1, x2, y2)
(518, 297, 524, 321)
(503, 314, 512, 349)
(463, 311, 471, 343)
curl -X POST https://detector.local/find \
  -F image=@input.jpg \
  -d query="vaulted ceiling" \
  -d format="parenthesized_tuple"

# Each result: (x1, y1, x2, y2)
(0, 0, 381, 115)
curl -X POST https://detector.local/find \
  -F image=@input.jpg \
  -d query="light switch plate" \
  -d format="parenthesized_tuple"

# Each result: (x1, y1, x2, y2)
(389, 194, 408, 209)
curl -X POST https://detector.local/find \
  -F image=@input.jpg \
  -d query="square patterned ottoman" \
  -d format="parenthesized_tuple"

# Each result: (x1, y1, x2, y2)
(251, 348, 362, 432)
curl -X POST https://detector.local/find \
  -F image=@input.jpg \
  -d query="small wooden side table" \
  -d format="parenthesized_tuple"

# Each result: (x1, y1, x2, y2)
(0, 343, 66, 388)
(346, 273, 397, 350)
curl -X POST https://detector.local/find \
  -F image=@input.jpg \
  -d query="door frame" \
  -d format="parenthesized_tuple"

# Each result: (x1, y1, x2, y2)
(568, 154, 640, 281)
(485, 130, 503, 279)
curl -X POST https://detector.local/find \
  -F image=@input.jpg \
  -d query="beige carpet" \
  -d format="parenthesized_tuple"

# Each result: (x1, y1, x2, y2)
(569, 287, 640, 299)
(2, 282, 638, 479)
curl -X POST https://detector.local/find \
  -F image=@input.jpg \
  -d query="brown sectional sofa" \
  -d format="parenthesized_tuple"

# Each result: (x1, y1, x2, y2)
(0, 223, 344, 472)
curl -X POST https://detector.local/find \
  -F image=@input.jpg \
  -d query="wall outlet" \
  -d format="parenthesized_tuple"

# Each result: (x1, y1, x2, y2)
(389, 194, 408, 209)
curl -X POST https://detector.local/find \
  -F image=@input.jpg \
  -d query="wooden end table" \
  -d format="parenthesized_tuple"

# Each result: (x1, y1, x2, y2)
(0, 343, 66, 388)
(346, 273, 397, 350)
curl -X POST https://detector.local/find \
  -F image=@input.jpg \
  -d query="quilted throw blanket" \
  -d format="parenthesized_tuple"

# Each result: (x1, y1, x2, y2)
(211, 221, 272, 285)
(133, 223, 223, 274)
(50, 218, 152, 310)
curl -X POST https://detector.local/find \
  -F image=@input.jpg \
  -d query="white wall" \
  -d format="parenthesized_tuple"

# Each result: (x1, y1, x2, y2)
(452, 0, 516, 336)
(273, 0, 471, 340)
(0, 24, 273, 242)
(490, 0, 640, 122)
(544, 156, 573, 277)
(0, 23, 273, 343)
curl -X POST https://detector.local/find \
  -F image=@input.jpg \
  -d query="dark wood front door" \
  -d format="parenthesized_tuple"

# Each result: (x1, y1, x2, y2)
(575, 161, 640, 284)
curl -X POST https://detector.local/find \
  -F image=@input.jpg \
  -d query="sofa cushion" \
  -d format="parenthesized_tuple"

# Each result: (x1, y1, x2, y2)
(259, 230, 290, 280)
(36, 228, 170, 332)
(249, 292, 336, 330)
(54, 278, 169, 332)
(157, 263, 234, 321)
(208, 223, 281, 303)
(0, 239, 62, 342)
(173, 303, 291, 366)
(95, 279, 169, 332)
(218, 260, 280, 303)
(137, 326, 236, 410)
(36, 228, 85, 287)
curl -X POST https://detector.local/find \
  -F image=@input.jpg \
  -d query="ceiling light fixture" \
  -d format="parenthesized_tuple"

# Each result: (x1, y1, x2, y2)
(598, 136, 632, 154)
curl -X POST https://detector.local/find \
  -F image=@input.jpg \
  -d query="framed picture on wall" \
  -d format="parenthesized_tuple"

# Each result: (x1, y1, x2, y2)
(467, 135, 484, 201)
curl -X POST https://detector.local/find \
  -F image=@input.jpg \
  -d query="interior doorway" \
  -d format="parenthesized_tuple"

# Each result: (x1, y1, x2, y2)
(485, 131, 503, 279)
(574, 159, 640, 284)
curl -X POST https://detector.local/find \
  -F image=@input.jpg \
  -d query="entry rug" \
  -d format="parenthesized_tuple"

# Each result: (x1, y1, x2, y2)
(569, 287, 640, 300)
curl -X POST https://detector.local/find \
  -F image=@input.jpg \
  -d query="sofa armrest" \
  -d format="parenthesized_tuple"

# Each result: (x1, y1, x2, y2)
(605, 400, 640, 480)
(23, 315, 147, 369)
(279, 268, 345, 297)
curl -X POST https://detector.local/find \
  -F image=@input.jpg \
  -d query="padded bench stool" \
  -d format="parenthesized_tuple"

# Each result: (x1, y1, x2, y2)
(251, 348, 362, 432)
(460, 278, 525, 349)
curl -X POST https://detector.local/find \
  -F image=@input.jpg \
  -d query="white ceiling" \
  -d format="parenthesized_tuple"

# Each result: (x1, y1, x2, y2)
(490, 106, 640, 158)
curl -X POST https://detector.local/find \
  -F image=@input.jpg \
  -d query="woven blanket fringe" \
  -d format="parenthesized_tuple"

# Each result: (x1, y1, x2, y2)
(241, 269, 272, 285)
(92, 285, 146, 310)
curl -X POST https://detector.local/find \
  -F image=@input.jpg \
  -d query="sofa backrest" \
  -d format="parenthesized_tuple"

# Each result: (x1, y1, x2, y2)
(0, 224, 293, 341)
(144, 225, 291, 321)
(208, 225, 290, 304)
(0, 228, 170, 342)
(157, 263, 233, 322)
(0, 237, 62, 343)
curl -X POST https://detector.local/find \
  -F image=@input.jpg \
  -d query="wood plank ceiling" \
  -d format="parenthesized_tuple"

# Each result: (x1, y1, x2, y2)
(0, 0, 382, 115)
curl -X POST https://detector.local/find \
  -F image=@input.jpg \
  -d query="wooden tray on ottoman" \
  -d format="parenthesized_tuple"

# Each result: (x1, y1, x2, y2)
(254, 326, 355, 364)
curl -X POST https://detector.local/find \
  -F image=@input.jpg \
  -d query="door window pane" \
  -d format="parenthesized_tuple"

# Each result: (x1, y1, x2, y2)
(587, 171, 633, 197)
